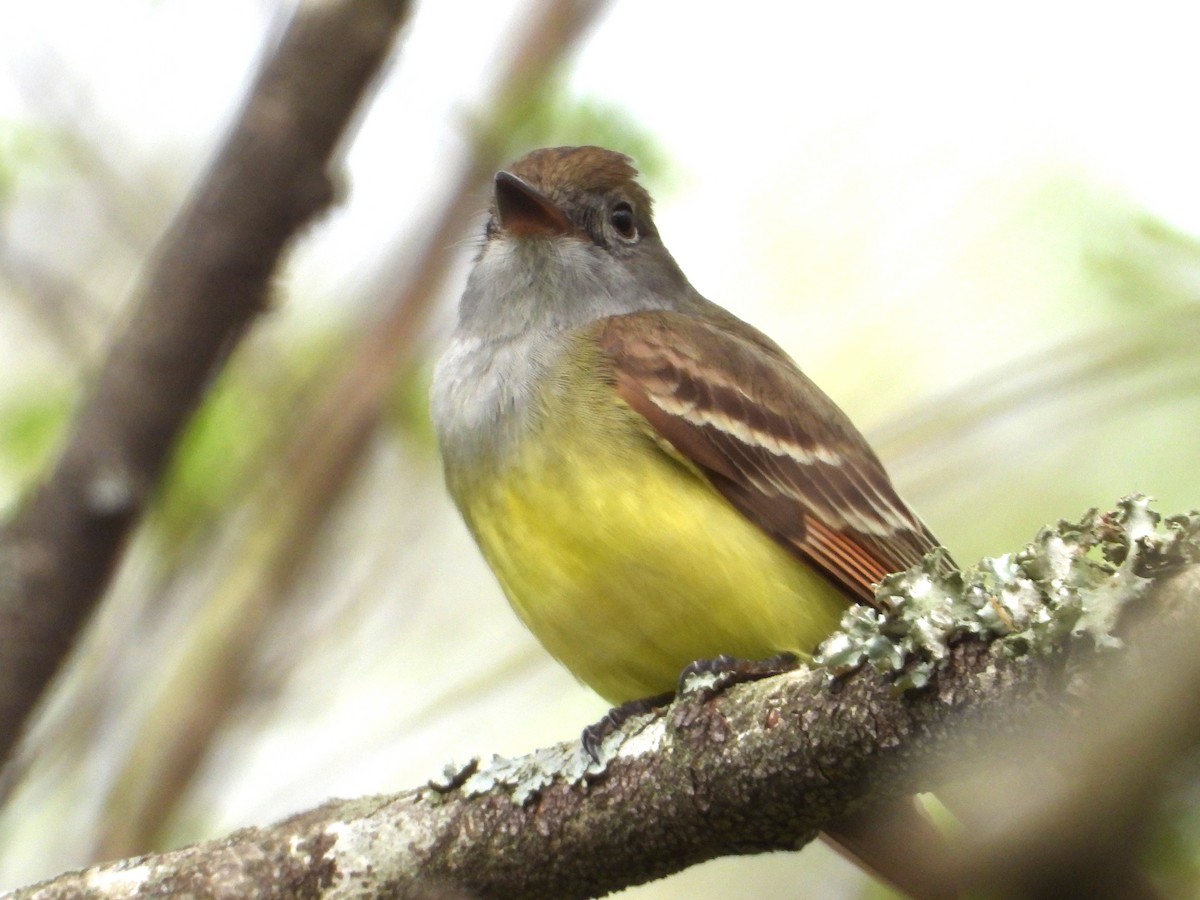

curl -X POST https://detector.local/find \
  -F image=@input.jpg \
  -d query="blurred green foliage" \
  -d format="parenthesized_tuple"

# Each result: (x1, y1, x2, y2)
(1089, 214, 1200, 310)
(149, 333, 344, 560)
(0, 120, 63, 204)
(0, 389, 70, 514)
(386, 363, 437, 451)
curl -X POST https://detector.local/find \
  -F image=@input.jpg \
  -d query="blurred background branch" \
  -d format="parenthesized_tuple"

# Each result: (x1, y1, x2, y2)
(0, 0, 413, 796)
(89, 0, 612, 862)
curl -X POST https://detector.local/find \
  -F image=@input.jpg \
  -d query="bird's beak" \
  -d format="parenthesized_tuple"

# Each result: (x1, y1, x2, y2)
(494, 171, 575, 238)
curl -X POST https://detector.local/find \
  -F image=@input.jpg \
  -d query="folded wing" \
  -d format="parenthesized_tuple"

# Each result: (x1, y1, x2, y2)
(596, 310, 944, 604)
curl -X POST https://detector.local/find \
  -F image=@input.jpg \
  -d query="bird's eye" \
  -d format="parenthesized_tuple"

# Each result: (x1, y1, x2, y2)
(610, 202, 637, 240)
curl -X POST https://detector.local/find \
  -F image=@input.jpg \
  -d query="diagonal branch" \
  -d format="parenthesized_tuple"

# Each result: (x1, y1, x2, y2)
(11, 506, 1199, 899)
(0, 0, 413, 768)
(2, 635, 1052, 900)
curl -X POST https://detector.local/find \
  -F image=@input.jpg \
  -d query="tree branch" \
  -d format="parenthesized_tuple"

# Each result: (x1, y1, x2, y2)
(12, 501, 1198, 899)
(4, 639, 1052, 900)
(0, 0, 413, 768)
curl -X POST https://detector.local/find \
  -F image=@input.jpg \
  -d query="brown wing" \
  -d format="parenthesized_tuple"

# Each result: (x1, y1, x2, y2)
(594, 309, 944, 604)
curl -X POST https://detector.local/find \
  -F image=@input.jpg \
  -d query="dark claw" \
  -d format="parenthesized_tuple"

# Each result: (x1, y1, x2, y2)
(581, 691, 673, 762)
(677, 651, 800, 697)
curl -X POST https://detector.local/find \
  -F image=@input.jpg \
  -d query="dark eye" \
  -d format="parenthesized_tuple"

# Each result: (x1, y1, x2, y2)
(610, 202, 637, 240)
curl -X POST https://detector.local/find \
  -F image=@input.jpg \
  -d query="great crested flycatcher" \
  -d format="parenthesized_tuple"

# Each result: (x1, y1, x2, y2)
(431, 145, 946, 706)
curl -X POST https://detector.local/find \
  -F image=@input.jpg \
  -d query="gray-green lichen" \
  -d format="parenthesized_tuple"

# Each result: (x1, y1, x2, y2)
(427, 712, 665, 805)
(427, 752, 576, 806)
(816, 495, 1200, 690)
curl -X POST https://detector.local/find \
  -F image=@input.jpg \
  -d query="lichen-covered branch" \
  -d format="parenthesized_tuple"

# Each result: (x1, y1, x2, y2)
(5, 640, 1047, 900)
(0, 0, 413, 768)
(13, 500, 1199, 899)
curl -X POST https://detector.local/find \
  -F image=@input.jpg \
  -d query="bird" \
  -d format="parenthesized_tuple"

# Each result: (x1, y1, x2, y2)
(431, 145, 956, 897)
(432, 145, 947, 706)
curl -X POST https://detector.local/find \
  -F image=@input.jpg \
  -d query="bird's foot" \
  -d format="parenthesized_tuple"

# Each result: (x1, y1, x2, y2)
(581, 691, 673, 762)
(677, 651, 800, 700)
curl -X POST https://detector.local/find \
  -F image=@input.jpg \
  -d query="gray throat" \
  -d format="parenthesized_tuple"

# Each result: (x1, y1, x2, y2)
(431, 234, 700, 477)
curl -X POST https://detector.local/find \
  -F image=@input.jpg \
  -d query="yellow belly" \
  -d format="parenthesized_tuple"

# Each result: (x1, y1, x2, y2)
(458, 374, 849, 705)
